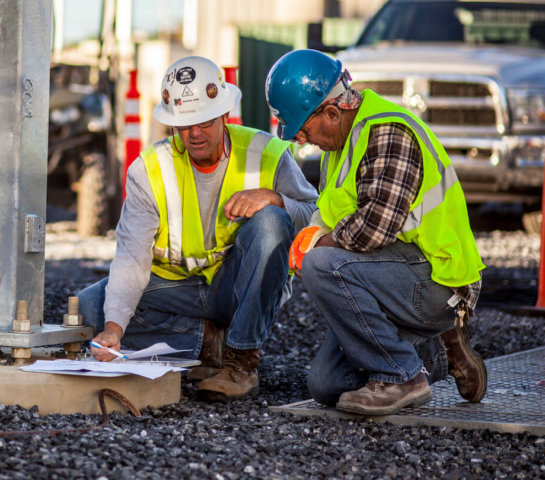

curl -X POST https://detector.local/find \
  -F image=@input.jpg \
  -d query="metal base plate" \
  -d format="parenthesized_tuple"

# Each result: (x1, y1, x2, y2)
(0, 324, 93, 347)
(270, 347, 545, 435)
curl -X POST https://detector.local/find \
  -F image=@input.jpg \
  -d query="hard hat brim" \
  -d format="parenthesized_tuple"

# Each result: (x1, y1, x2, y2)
(153, 83, 242, 127)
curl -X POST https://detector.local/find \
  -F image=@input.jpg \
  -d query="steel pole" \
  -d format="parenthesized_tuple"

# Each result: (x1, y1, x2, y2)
(0, 0, 50, 327)
(0, 0, 93, 347)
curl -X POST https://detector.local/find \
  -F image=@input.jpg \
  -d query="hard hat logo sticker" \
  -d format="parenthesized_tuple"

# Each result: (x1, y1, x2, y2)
(176, 67, 196, 85)
(162, 89, 170, 105)
(182, 86, 193, 97)
(206, 83, 218, 99)
(174, 99, 181, 106)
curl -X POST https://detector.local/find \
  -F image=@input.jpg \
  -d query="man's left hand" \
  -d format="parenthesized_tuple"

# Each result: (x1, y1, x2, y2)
(224, 189, 284, 221)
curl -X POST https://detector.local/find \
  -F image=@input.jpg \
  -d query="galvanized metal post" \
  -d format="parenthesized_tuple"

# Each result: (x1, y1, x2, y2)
(0, 0, 50, 327)
(0, 0, 93, 348)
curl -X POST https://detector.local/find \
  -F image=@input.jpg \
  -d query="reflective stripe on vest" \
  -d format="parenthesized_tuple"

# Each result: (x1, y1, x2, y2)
(244, 131, 273, 190)
(152, 244, 228, 271)
(332, 111, 458, 233)
(152, 131, 276, 270)
(143, 125, 289, 283)
(316, 89, 484, 287)
(319, 152, 330, 192)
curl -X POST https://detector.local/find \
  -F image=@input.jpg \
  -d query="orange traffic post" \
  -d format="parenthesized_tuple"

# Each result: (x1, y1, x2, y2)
(123, 70, 142, 200)
(223, 66, 242, 125)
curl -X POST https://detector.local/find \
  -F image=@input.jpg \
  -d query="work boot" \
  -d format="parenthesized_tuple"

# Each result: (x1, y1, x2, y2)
(196, 346, 259, 402)
(441, 310, 487, 402)
(187, 319, 225, 382)
(336, 372, 432, 416)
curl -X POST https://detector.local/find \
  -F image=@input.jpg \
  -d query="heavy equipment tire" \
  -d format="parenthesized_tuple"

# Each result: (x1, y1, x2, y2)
(77, 152, 109, 236)
(522, 210, 542, 235)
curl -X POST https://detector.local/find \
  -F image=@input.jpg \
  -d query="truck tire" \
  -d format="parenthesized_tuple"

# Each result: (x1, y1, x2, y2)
(77, 152, 109, 236)
(522, 210, 542, 235)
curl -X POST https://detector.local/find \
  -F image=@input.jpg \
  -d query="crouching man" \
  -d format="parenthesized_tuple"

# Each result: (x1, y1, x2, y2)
(266, 49, 487, 415)
(78, 56, 317, 402)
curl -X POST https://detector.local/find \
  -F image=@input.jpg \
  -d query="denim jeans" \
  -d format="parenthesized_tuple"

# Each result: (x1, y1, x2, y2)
(303, 240, 453, 406)
(78, 206, 295, 359)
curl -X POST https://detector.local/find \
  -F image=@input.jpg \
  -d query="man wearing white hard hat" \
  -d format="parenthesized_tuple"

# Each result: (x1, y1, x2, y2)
(78, 56, 318, 402)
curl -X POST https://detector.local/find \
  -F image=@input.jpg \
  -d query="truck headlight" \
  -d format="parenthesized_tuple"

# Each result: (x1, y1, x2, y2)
(508, 88, 545, 127)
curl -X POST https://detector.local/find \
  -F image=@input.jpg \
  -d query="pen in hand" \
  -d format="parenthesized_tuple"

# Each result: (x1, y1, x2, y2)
(89, 341, 129, 360)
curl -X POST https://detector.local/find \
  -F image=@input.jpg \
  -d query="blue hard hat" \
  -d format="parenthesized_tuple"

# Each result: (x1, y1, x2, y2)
(265, 49, 342, 140)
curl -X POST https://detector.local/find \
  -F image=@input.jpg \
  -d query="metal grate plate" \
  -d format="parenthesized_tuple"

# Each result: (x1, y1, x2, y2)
(270, 347, 545, 435)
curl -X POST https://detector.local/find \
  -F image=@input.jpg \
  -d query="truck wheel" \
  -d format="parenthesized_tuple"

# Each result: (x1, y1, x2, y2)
(77, 152, 109, 236)
(522, 210, 542, 235)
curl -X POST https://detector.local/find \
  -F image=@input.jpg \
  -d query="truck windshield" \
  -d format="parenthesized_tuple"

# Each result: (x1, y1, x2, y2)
(357, 1, 545, 48)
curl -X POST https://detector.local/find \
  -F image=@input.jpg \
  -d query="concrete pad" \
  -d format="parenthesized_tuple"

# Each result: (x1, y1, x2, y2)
(0, 365, 182, 415)
(271, 346, 545, 435)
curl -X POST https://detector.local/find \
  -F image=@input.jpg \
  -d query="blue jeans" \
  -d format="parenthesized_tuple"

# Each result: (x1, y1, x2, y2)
(303, 240, 454, 406)
(78, 206, 295, 359)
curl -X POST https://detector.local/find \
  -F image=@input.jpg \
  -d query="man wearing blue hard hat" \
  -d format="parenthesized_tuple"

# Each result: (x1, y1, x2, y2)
(266, 49, 486, 415)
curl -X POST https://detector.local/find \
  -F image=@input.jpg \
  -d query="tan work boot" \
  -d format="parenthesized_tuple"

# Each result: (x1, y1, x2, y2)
(336, 372, 432, 416)
(187, 319, 225, 382)
(441, 309, 487, 402)
(196, 346, 259, 402)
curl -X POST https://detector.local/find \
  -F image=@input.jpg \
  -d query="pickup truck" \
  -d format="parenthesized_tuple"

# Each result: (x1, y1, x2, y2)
(301, 0, 545, 232)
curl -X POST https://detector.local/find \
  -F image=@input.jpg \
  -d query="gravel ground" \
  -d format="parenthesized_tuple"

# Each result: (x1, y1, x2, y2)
(1, 219, 545, 479)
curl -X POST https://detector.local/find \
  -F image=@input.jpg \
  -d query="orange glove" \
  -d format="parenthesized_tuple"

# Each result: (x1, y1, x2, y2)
(289, 225, 328, 276)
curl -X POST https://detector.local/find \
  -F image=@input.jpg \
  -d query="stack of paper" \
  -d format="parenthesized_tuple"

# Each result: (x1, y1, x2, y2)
(20, 343, 200, 380)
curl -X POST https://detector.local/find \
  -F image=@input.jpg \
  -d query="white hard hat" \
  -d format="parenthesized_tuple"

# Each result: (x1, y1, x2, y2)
(153, 56, 242, 127)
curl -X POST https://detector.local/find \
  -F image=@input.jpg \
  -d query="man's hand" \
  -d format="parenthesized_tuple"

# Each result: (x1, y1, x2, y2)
(90, 322, 123, 362)
(224, 189, 284, 221)
(289, 225, 330, 276)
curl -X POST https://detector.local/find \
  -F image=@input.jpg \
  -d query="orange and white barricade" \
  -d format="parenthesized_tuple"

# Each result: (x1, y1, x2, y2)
(123, 70, 142, 200)
(223, 66, 242, 125)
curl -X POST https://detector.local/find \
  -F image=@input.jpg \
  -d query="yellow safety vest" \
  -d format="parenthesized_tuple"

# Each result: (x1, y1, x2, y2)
(142, 124, 291, 283)
(317, 89, 485, 287)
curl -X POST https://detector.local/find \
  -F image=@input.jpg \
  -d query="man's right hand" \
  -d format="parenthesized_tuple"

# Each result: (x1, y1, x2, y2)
(90, 322, 123, 362)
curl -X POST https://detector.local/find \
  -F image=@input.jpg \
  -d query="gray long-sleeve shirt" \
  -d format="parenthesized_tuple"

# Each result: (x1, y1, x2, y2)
(104, 138, 318, 332)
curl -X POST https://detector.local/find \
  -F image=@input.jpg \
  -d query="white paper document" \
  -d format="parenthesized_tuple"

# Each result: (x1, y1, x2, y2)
(122, 342, 187, 360)
(20, 343, 199, 380)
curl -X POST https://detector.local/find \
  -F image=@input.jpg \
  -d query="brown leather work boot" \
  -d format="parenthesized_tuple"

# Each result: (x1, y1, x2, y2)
(336, 372, 432, 416)
(196, 346, 259, 402)
(441, 311, 487, 402)
(187, 319, 225, 382)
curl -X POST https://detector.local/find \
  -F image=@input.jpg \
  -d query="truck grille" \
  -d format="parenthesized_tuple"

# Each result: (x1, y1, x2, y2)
(356, 80, 404, 96)
(351, 78, 501, 130)
(429, 108, 496, 125)
(429, 81, 489, 98)
(352, 80, 404, 97)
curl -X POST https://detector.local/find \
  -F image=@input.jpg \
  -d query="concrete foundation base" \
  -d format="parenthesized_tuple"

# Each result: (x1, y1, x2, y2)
(0, 365, 181, 415)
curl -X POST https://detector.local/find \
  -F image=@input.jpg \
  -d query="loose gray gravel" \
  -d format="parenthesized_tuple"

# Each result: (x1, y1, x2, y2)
(1, 219, 545, 480)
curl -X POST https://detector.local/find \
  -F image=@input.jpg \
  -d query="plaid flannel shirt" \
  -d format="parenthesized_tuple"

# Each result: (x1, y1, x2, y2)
(331, 122, 481, 311)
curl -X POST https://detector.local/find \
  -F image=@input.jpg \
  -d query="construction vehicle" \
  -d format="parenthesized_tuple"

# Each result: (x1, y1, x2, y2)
(47, 62, 120, 235)
(48, 0, 124, 236)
